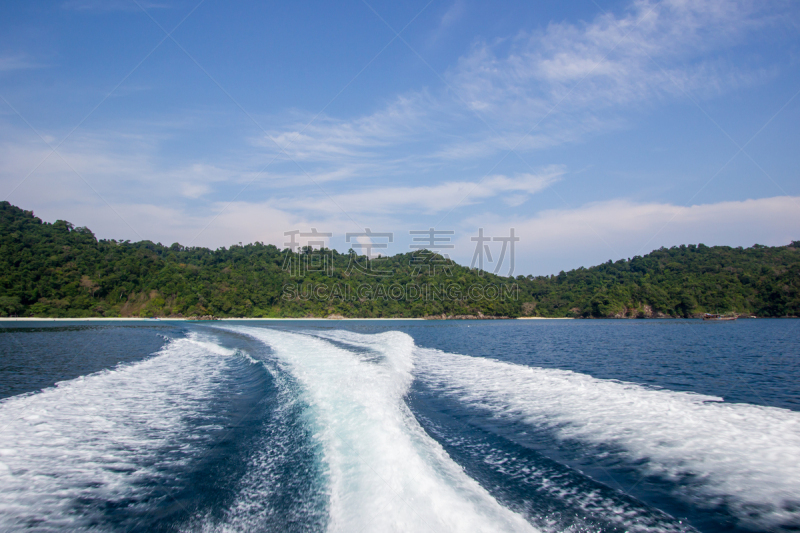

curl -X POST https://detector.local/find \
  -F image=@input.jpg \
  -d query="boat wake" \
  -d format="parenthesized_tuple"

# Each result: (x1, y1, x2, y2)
(3, 326, 797, 532)
(413, 344, 800, 531)
(308, 330, 696, 533)
(0, 332, 259, 531)
(226, 326, 538, 532)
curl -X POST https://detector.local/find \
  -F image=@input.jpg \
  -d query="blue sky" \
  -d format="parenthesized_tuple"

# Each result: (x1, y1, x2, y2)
(1, 0, 799, 275)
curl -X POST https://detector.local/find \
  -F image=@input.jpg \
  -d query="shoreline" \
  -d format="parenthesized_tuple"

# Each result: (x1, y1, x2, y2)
(1, 316, 787, 322)
(517, 317, 574, 320)
(0, 317, 429, 322)
(0, 316, 569, 322)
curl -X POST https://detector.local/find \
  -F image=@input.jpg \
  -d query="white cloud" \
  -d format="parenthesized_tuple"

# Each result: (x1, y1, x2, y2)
(180, 182, 211, 199)
(10, 196, 349, 251)
(0, 55, 41, 72)
(248, 0, 781, 173)
(450, 0, 771, 115)
(2, 0, 795, 271)
(274, 167, 564, 216)
(61, 0, 169, 12)
(0, 129, 264, 207)
(457, 195, 800, 274)
(7, 147, 798, 277)
(261, 94, 432, 164)
(430, 0, 781, 162)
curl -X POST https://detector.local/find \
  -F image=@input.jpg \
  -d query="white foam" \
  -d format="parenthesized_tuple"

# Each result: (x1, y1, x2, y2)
(0, 332, 240, 530)
(414, 347, 800, 530)
(186, 357, 328, 533)
(227, 327, 539, 533)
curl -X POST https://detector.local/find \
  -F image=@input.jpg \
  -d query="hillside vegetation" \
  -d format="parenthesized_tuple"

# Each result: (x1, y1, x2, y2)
(1, 202, 798, 318)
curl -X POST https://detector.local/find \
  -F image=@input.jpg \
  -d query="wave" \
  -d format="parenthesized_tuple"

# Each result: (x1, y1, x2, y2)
(0, 332, 249, 531)
(8, 324, 794, 532)
(186, 353, 329, 533)
(413, 346, 800, 531)
(226, 326, 539, 533)
(316, 330, 696, 533)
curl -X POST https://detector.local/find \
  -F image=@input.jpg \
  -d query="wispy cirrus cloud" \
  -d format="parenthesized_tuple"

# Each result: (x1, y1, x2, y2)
(259, 93, 436, 164)
(0, 55, 42, 72)
(274, 167, 564, 216)
(436, 0, 783, 161)
(0, 127, 252, 207)
(4, 0, 789, 197)
(2, 0, 796, 274)
(449, 0, 774, 116)
(61, 0, 170, 11)
(253, 0, 784, 175)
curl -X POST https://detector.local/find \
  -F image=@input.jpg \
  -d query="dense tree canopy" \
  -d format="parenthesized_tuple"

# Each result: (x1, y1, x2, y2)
(521, 242, 800, 318)
(1, 202, 798, 318)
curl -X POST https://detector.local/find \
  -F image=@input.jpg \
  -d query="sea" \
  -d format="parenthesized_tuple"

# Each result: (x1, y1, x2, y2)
(0, 319, 798, 533)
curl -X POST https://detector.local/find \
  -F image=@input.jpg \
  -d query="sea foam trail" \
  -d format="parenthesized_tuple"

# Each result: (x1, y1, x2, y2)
(187, 355, 329, 533)
(318, 331, 696, 533)
(228, 326, 539, 533)
(414, 346, 800, 530)
(0, 333, 240, 531)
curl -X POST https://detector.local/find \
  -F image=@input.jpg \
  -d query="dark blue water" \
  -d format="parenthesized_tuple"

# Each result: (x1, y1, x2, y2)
(0, 324, 171, 400)
(0, 319, 798, 532)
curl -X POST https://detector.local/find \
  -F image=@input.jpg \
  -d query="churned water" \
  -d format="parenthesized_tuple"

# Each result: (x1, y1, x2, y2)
(0, 319, 798, 532)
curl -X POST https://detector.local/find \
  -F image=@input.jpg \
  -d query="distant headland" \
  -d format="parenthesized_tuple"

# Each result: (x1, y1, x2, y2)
(1, 202, 797, 319)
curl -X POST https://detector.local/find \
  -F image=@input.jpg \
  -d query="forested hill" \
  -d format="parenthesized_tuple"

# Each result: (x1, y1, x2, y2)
(0, 201, 798, 318)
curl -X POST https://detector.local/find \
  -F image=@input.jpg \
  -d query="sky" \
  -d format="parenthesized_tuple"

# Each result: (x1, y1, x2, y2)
(1, 0, 799, 276)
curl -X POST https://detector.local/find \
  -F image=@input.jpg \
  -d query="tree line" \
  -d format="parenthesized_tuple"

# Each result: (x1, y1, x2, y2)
(0, 201, 797, 318)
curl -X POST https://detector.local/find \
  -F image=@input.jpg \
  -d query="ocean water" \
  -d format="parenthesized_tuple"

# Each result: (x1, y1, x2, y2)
(0, 319, 798, 532)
